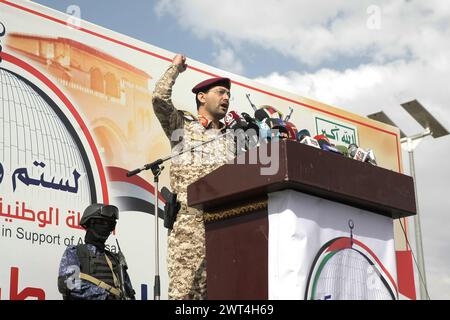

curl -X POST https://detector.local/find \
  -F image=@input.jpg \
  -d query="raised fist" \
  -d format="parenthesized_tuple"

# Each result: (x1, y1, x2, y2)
(173, 54, 187, 73)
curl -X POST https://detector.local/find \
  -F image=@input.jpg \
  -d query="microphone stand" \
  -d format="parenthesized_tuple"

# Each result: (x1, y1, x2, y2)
(126, 130, 232, 300)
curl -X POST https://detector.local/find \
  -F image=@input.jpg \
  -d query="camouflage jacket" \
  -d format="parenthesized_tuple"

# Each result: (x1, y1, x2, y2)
(152, 64, 235, 204)
(57, 244, 134, 300)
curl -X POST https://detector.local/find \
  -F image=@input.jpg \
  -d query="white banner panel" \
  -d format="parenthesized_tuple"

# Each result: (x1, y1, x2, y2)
(268, 190, 398, 300)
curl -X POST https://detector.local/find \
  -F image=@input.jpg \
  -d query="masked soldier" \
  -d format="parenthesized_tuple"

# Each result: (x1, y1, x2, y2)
(152, 54, 235, 299)
(57, 203, 135, 300)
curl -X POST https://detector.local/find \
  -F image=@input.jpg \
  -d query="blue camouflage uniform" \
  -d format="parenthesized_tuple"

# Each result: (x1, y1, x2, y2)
(58, 244, 134, 300)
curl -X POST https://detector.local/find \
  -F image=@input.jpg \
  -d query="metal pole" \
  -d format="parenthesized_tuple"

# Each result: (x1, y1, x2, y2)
(408, 149, 428, 300)
(154, 173, 161, 300)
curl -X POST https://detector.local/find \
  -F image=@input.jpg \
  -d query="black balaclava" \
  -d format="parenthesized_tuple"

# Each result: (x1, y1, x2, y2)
(84, 218, 116, 252)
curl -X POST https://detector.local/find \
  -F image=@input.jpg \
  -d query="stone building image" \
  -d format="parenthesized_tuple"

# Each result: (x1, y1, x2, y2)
(6, 33, 161, 169)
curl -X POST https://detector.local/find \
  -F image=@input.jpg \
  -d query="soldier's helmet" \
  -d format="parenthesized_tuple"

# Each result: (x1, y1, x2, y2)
(80, 203, 119, 229)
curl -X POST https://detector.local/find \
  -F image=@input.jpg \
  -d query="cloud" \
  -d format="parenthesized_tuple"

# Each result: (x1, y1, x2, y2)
(212, 46, 245, 74)
(425, 266, 450, 299)
(255, 60, 449, 125)
(154, 0, 450, 67)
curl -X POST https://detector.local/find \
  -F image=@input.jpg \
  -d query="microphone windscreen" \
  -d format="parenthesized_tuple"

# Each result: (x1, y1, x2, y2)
(322, 144, 343, 155)
(241, 112, 253, 121)
(335, 145, 349, 157)
(265, 118, 289, 140)
(254, 109, 270, 122)
(241, 113, 257, 127)
(347, 143, 359, 158)
(296, 129, 311, 142)
(354, 149, 368, 162)
(317, 138, 330, 150)
(284, 121, 298, 141)
(224, 111, 241, 128)
(300, 136, 321, 149)
(348, 143, 369, 162)
(314, 134, 330, 143)
(366, 149, 377, 165)
(254, 105, 283, 122)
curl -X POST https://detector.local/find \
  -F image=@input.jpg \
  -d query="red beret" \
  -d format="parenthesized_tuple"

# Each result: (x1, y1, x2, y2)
(192, 77, 231, 94)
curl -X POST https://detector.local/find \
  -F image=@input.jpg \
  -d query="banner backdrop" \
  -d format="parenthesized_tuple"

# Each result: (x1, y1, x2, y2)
(268, 190, 398, 300)
(0, 0, 414, 299)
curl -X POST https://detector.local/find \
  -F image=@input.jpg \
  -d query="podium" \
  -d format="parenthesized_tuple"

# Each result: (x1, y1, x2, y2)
(187, 140, 416, 300)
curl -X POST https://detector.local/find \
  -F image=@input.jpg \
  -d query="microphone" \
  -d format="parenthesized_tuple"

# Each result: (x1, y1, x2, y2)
(224, 111, 249, 153)
(300, 136, 321, 149)
(241, 112, 260, 148)
(315, 136, 343, 155)
(316, 138, 329, 150)
(255, 109, 270, 122)
(265, 118, 289, 140)
(127, 159, 163, 177)
(256, 105, 283, 122)
(296, 129, 311, 142)
(313, 134, 330, 144)
(348, 143, 367, 161)
(242, 111, 274, 144)
(284, 121, 298, 141)
(366, 149, 377, 165)
(224, 111, 247, 130)
(321, 143, 343, 155)
(351, 145, 378, 165)
(297, 129, 320, 149)
(335, 145, 349, 157)
(241, 112, 260, 134)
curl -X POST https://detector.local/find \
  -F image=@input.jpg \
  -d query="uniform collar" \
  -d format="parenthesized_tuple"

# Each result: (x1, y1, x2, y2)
(197, 114, 225, 130)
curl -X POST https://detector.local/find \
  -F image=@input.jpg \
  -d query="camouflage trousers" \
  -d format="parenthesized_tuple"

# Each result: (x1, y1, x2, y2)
(167, 203, 206, 300)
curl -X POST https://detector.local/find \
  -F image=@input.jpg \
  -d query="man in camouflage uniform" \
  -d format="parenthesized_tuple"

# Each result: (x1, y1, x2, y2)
(152, 54, 235, 299)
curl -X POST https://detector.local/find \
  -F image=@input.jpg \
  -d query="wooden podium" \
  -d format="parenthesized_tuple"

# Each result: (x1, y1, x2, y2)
(187, 140, 416, 300)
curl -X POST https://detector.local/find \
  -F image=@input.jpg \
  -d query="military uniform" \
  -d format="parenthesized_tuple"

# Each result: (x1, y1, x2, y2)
(58, 244, 134, 300)
(152, 64, 235, 299)
(58, 203, 135, 300)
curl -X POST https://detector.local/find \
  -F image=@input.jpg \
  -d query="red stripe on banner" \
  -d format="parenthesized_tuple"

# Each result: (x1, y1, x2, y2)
(107, 166, 165, 203)
(2, 0, 402, 173)
(1, 51, 109, 203)
(326, 237, 352, 251)
(396, 250, 417, 300)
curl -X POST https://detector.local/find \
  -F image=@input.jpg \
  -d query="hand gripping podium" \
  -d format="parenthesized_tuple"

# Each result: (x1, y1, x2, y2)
(187, 140, 416, 300)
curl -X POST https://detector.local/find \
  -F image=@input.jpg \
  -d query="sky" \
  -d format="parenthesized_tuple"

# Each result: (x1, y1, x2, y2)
(32, 0, 450, 299)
